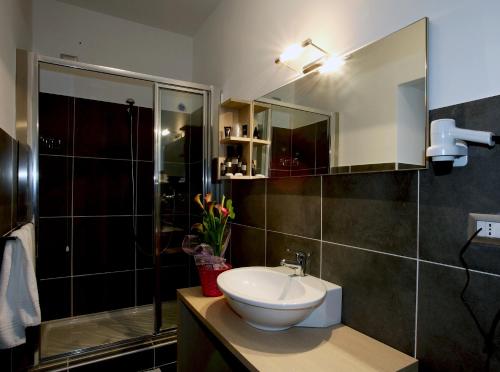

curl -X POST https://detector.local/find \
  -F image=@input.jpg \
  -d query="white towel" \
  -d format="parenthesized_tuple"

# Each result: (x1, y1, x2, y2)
(0, 223, 41, 349)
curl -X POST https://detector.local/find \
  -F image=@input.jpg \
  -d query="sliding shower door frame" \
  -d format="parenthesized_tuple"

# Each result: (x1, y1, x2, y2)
(30, 54, 217, 362)
(153, 83, 212, 333)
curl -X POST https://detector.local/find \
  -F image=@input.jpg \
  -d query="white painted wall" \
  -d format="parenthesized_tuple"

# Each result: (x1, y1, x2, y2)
(0, 0, 32, 138)
(194, 0, 500, 110)
(33, 0, 193, 81)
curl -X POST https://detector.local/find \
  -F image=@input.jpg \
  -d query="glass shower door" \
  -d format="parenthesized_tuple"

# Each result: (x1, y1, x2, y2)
(154, 84, 207, 332)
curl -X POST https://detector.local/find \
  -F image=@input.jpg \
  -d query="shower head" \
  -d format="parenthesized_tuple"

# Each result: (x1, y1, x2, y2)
(126, 98, 135, 115)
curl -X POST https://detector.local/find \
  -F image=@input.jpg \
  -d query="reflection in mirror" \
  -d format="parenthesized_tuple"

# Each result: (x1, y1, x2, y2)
(259, 18, 427, 176)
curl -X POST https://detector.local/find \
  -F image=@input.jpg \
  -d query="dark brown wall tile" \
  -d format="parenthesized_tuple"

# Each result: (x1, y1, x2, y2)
(137, 161, 154, 215)
(38, 278, 71, 321)
(73, 271, 134, 315)
(38, 155, 71, 217)
(267, 176, 321, 239)
(322, 171, 418, 257)
(74, 98, 133, 159)
(137, 107, 153, 161)
(266, 231, 320, 276)
(73, 216, 135, 275)
(37, 217, 71, 279)
(417, 262, 500, 371)
(39, 93, 73, 156)
(229, 224, 265, 267)
(322, 242, 416, 354)
(73, 158, 132, 216)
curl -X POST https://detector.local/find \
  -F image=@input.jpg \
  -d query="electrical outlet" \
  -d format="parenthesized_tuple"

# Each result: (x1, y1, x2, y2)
(469, 213, 500, 245)
(477, 220, 500, 238)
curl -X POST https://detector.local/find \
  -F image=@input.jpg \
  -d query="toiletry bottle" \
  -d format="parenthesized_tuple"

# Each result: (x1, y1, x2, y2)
(220, 161, 226, 177)
(226, 147, 233, 174)
(241, 159, 247, 175)
(231, 146, 239, 174)
(237, 145, 243, 173)
(253, 126, 260, 139)
(251, 160, 257, 176)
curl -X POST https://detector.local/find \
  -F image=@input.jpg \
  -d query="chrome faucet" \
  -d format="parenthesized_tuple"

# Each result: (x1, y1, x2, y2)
(280, 250, 308, 277)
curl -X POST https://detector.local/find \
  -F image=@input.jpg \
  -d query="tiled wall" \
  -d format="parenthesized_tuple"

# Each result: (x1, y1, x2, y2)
(0, 128, 35, 372)
(37, 92, 156, 320)
(270, 120, 329, 177)
(227, 94, 500, 371)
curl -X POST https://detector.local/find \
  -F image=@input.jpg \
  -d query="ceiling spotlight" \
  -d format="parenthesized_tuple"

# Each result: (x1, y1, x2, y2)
(161, 128, 171, 136)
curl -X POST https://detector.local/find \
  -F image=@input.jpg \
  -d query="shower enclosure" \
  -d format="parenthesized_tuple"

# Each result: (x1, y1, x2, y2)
(33, 56, 214, 361)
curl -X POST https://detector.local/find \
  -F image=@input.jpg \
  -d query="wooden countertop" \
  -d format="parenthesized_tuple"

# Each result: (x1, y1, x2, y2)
(177, 287, 418, 372)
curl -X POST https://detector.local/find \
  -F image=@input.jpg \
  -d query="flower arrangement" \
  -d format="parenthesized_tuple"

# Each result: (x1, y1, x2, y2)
(182, 192, 235, 269)
(182, 192, 235, 296)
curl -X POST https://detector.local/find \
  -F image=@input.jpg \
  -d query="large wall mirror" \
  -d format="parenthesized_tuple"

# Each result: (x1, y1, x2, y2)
(257, 18, 427, 176)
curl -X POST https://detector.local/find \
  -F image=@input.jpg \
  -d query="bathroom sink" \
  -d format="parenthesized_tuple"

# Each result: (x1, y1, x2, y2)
(216, 266, 327, 331)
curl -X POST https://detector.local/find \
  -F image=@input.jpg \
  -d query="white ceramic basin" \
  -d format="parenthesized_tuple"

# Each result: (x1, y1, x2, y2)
(217, 266, 326, 331)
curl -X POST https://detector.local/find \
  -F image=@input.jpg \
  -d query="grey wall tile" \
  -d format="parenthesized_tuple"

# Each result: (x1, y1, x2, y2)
(229, 224, 265, 267)
(322, 242, 416, 354)
(230, 179, 265, 228)
(322, 171, 418, 257)
(267, 176, 321, 239)
(417, 262, 500, 371)
(420, 95, 500, 275)
(266, 231, 320, 276)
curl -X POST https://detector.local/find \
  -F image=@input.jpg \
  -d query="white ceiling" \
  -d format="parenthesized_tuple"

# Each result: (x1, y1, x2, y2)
(57, 0, 222, 36)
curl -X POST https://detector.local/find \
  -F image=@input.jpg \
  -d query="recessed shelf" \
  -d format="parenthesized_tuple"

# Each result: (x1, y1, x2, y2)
(219, 175, 267, 180)
(252, 139, 271, 145)
(220, 136, 251, 144)
(220, 98, 251, 110)
(254, 103, 270, 114)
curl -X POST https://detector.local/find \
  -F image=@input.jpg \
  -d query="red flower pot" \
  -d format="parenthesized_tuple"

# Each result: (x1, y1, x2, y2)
(197, 264, 232, 297)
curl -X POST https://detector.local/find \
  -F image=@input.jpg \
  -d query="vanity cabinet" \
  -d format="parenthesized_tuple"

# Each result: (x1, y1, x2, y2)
(177, 287, 418, 372)
(217, 98, 271, 180)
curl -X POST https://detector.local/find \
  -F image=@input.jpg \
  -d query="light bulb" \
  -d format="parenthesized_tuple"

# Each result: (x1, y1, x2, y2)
(279, 43, 303, 62)
(319, 56, 345, 74)
(161, 128, 171, 136)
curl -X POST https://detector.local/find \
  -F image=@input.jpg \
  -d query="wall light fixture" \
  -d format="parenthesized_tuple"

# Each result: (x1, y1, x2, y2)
(275, 39, 344, 74)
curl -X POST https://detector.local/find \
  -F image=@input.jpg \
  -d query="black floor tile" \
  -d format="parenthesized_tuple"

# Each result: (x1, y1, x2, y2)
(69, 349, 154, 372)
(154, 343, 177, 367)
(322, 242, 416, 355)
